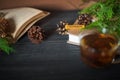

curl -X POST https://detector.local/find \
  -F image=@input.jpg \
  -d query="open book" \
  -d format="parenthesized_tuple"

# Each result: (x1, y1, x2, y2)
(0, 7, 50, 43)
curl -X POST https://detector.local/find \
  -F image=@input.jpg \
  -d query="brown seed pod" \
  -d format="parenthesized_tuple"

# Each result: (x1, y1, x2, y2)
(56, 21, 68, 35)
(77, 14, 93, 26)
(27, 26, 44, 44)
(0, 17, 10, 38)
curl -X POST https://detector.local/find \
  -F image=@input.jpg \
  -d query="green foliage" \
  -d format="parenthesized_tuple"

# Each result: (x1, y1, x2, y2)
(79, 0, 120, 39)
(0, 38, 14, 55)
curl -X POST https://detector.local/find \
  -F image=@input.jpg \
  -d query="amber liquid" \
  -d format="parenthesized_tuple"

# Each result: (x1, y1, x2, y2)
(80, 34, 118, 68)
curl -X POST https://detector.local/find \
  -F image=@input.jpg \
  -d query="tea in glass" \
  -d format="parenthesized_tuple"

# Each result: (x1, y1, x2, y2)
(80, 33, 118, 68)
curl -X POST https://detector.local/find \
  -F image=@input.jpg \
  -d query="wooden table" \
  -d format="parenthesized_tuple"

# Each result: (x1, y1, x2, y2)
(0, 10, 120, 80)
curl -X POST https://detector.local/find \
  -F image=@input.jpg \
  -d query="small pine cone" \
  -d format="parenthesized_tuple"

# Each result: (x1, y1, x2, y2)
(0, 17, 9, 38)
(77, 14, 93, 26)
(27, 26, 44, 44)
(56, 21, 68, 35)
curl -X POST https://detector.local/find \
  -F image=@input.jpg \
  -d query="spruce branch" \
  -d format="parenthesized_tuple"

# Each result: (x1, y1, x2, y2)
(79, 0, 120, 39)
(0, 38, 14, 55)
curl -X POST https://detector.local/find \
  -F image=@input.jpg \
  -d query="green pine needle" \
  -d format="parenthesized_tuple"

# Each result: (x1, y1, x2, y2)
(79, 0, 120, 39)
(0, 38, 14, 55)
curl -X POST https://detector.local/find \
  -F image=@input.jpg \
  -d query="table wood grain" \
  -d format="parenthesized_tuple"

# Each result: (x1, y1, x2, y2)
(0, 10, 120, 80)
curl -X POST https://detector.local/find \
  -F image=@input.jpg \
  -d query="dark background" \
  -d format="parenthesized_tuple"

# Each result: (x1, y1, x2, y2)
(0, 10, 120, 80)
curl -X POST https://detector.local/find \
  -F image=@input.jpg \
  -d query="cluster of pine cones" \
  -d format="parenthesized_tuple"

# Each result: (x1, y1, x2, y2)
(56, 14, 93, 35)
(28, 14, 93, 43)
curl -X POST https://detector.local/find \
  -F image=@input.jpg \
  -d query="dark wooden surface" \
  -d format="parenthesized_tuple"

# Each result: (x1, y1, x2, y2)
(0, 10, 120, 80)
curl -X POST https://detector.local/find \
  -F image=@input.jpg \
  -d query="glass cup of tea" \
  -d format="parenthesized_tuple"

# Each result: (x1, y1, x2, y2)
(80, 33, 119, 68)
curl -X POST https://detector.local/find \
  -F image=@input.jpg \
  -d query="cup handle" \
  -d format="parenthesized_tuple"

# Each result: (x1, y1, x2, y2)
(112, 47, 120, 64)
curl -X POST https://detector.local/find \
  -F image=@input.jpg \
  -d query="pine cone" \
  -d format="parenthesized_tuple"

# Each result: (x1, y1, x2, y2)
(56, 21, 68, 35)
(27, 26, 44, 44)
(77, 14, 93, 26)
(0, 17, 9, 38)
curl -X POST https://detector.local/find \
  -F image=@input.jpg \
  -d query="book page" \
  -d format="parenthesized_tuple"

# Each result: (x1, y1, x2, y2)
(0, 7, 49, 42)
